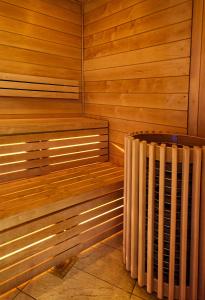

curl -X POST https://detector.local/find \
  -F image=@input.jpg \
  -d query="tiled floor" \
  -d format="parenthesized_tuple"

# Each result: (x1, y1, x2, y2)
(1, 232, 157, 300)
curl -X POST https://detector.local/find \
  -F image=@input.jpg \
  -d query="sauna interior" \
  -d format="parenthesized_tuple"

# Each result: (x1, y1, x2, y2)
(0, 0, 205, 299)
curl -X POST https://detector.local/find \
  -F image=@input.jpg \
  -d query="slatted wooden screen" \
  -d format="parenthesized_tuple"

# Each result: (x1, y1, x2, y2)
(0, 172, 123, 294)
(0, 123, 124, 295)
(124, 133, 205, 300)
(0, 73, 80, 100)
(0, 127, 108, 183)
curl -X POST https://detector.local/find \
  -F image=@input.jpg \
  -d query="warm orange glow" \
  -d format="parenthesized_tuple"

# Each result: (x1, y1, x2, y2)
(81, 214, 123, 234)
(0, 160, 26, 166)
(80, 198, 123, 215)
(111, 142, 124, 153)
(0, 168, 26, 175)
(49, 134, 100, 142)
(50, 148, 100, 158)
(0, 142, 26, 147)
(0, 151, 26, 157)
(0, 234, 55, 261)
(79, 205, 123, 225)
(49, 141, 101, 150)
(50, 155, 100, 165)
(0, 224, 54, 248)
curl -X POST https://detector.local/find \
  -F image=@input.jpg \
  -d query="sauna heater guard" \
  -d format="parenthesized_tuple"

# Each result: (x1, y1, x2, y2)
(123, 133, 205, 300)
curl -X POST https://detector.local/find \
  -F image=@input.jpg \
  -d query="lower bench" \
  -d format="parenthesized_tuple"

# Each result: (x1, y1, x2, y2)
(0, 118, 123, 295)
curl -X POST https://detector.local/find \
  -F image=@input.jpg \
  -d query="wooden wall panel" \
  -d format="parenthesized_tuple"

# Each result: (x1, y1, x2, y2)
(83, 0, 193, 165)
(0, 0, 82, 117)
(188, 1, 205, 299)
(188, 0, 205, 138)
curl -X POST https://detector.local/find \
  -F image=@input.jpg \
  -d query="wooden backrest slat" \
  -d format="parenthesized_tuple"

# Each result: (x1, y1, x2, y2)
(0, 72, 80, 100)
(0, 135, 108, 155)
(0, 82, 79, 92)
(0, 124, 109, 183)
(0, 142, 108, 164)
(0, 128, 108, 144)
(0, 90, 79, 99)
(0, 73, 79, 86)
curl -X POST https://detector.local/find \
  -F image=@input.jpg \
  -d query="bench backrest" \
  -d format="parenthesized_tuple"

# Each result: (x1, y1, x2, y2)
(0, 123, 108, 183)
(0, 73, 80, 100)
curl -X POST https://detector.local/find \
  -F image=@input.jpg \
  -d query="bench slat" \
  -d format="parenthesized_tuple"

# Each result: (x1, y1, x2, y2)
(0, 224, 122, 295)
(0, 118, 108, 135)
(1, 212, 123, 277)
(0, 128, 108, 144)
(0, 73, 80, 100)
(0, 162, 114, 195)
(1, 167, 121, 204)
(0, 189, 123, 244)
(0, 119, 123, 296)
(0, 176, 123, 231)
(0, 198, 123, 256)
(0, 127, 109, 183)
(0, 141, 108, 164)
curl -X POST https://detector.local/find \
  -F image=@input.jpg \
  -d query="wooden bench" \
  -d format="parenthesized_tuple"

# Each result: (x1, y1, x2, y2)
(0, 117, 123, 295)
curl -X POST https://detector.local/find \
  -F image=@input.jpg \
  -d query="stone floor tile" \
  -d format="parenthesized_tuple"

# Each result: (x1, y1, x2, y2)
(22, 272, 62, 299)
(38, 267, 131, 300)
(13, 292, 35, 300)
(133, 283, 157, 300)
(102, 231, 123, 251)
(130, 295, 144, 300)
(74, 242, 135, 293)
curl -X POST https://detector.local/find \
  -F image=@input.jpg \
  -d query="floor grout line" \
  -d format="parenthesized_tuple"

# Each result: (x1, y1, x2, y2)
(101, 240, 123, 252)
(9, 289, 21, 300)
(73, 264, 135, 296)
(131, 281, 136, 294)
(13, 289, 37, 300)
(8, 236, 156, 300)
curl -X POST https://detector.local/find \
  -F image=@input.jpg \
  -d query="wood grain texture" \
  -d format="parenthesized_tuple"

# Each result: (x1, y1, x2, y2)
(83, 0, 192, 164)
(84, 0, 191, 36)
(0, 73, 80, 100)
(168, 146, 178, 300)
(0, 0, 82, 117)
(190, 147, 201, 300)
(188, 0, 204, 135)
(84, 2, 192, 47)
(138, 141, 147, 286)
(199, 147, 205, 300)
(179, 146, 190, 300)
(0, 161, 123, 294)
(147, 143, 155, 293)
(197, 1, 205, 137)
(157, 144, 166, 299)
(130, 139, 139, 278)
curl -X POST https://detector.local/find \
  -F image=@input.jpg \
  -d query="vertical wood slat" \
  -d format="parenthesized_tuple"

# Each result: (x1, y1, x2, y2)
(130, 138, 139, 278)
(168, 145, 178, 300)
(179, 146, 190, 300)
(199, 146, 205, 300)
(190, 147, 202, 300)
(157, 144, 166, 299)
(188, 0, 204, 136)
(138, 140, 147, 287)
(123, 135, 128, 265)
(147, 143, 155, 293)
(125, 136, 133, 271)
(124, 133, 205, 299)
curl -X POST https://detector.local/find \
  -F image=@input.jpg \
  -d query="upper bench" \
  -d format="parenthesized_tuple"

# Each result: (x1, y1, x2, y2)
(0, 117, 109, 183)
(0, 117, 123, 295)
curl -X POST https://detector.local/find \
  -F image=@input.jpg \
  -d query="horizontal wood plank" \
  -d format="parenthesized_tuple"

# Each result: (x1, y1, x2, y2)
(84, 0, 189, 36)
